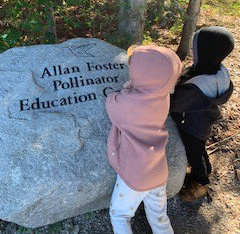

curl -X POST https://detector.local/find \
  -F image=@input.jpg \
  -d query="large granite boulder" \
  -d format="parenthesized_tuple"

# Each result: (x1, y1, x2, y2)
(0, 38, 187, 228)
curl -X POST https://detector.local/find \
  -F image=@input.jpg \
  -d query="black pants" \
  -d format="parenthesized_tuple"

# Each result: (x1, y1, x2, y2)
(179, 130, 212, 185)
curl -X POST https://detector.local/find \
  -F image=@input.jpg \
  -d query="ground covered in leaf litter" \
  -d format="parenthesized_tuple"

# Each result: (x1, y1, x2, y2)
(0, 4, 239, 234)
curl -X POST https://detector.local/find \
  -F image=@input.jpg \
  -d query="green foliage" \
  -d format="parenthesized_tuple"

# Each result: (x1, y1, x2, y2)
(47, 222, 62, 234)
(0, 0, 50, 51)
(0, 0, 121, 52)
(104, 31, 133, 50)
(1, 0, 237, 53)
(0, 29, 21, 52)
(146, 0, 187, 27)
(65, 0, 85, 6)
(16, 226, 34, 234)
(142, 33, 153, 45)
(203, 0, 240, 17)
(0, 0, 187, 52)
(85, 211, 94, 220)
(169, 19, 184, 34)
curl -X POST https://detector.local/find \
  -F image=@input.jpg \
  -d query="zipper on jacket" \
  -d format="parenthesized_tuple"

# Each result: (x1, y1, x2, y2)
(181, 112, 185, 124)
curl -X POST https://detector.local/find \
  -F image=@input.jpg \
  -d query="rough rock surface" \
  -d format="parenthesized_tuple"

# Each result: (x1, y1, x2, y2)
(0, 38, 187, 228)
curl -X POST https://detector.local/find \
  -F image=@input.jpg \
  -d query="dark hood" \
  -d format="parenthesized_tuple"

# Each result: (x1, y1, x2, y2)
(179, 26, 235, 84)
(193, 26, 234, 74)
(199, 80, 234, 106)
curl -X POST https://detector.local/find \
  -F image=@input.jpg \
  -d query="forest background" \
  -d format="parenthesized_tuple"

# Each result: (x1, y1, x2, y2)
(0, 0, 198, 51)
(0, 0, 238, 53)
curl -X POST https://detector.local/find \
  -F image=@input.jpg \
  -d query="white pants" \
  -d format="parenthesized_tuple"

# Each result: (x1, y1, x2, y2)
(109, 175, 174, 234)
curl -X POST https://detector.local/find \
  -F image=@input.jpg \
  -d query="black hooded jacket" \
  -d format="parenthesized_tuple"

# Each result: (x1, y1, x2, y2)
(171, 26, 234, 140)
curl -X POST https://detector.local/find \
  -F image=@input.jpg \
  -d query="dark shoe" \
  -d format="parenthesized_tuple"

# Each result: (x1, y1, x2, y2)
(179, 181, 208, 202)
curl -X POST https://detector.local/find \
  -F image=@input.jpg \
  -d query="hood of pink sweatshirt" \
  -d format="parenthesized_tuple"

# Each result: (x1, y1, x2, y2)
(106, 45, 182, 191)
(130, 45, 182, 95)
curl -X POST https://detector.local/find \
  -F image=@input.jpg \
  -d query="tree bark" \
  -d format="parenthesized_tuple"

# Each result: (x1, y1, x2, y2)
(45, 0, 57, 44)
(118, 0, 147, 44)
(177, 0, 202, 60)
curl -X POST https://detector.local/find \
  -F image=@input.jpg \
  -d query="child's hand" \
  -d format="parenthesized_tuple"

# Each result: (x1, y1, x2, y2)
(123, 81, 132, 89)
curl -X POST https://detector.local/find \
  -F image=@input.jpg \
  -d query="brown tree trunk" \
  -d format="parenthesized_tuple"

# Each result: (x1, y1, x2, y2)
(45, 0, 57, 44)
(177, 0, 202, 60)
(118, 0, 147, 44)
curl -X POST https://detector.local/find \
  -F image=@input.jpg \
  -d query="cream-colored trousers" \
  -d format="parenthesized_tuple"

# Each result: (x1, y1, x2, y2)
(109, 175, 174, 234)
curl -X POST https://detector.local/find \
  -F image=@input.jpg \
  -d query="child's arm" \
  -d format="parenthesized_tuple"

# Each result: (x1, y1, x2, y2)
(106, 91, 127, 127)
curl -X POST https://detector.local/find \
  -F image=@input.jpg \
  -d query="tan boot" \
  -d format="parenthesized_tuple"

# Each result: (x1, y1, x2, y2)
(179, 181, 208, 202)
(186, 165, 192, 174)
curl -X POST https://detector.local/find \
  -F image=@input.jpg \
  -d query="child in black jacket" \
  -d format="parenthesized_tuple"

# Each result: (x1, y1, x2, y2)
(171, 26, 234, 202)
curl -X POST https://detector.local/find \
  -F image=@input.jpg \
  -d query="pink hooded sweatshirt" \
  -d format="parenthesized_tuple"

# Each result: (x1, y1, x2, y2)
(106, 45, 182, 191)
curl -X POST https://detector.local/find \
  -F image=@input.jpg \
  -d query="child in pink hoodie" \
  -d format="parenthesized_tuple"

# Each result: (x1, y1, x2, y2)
(106, 45, 182, 234)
